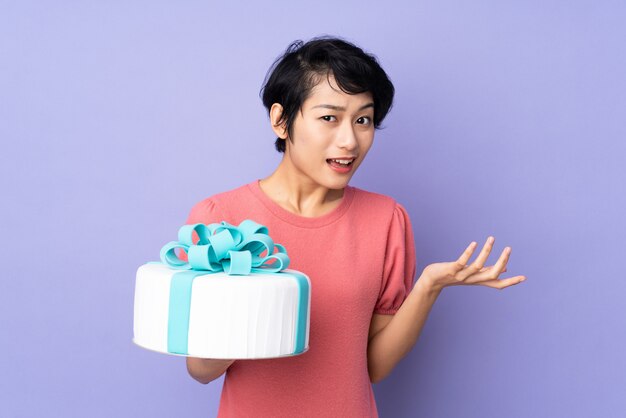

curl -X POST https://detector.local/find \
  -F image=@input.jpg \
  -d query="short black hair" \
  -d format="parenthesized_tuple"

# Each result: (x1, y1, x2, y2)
(259, 35, 395, 153)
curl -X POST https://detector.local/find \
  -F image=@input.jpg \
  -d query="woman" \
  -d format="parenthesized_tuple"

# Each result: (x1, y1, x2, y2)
(184, 35, 526, 417)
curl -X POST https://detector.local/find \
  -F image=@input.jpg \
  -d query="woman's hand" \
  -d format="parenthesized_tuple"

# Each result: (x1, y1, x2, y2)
(420, 236, 526, 292)
(186, 357, 236, 384)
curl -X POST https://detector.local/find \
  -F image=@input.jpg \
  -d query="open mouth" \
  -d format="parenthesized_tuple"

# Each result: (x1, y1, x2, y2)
(326, 158, 355, 168)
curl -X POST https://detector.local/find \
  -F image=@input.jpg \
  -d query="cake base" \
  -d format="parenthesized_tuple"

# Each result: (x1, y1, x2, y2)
(131, 338, 310, 360)
(133, 262, 311, 359)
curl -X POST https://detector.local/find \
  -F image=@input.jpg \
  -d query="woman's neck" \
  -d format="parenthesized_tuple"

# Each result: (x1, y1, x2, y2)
(259, 160, 345, 218)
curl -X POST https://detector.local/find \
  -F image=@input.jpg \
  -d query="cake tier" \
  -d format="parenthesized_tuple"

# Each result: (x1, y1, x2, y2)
(133, 263, 310, 359)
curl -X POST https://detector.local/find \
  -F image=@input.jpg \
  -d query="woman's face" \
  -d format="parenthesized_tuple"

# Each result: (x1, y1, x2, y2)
(272, 74, 375, 191)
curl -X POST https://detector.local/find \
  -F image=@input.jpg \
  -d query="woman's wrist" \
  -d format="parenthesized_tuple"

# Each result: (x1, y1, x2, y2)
(414, 274, 444, 296)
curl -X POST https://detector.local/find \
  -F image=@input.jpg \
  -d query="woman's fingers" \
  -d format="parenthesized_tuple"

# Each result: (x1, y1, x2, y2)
(479, 266, 507, 273)
(455, 238, 522, 290)
(480, 275, 526, 290)
(457, 241, 478, 269)
(456, 236, 495, 268)
(495, 247, 512, 276)
(457, 236, 496, 281)
(462, 244, 512, 284)
(475, 236, 495, 267)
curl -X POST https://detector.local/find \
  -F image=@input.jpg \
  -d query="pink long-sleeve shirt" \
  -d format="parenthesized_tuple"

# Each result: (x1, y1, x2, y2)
(182, 179, 417, 417)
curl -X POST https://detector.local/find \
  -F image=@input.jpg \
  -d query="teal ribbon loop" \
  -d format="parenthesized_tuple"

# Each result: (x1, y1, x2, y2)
(159, 219, 290, 275)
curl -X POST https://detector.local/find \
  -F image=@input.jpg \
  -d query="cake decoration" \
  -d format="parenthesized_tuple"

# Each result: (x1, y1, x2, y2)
(133, 219, 311, 359)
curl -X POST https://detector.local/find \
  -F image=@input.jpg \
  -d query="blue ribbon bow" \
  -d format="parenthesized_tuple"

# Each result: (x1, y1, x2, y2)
(159, 219, 290, 275)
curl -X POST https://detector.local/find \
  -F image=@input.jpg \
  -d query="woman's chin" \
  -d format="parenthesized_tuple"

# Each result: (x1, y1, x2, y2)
(323, 176, 352, 190)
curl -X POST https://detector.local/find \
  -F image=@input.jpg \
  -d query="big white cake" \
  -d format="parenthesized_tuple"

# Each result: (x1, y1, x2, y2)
(132, 219, 311, 359)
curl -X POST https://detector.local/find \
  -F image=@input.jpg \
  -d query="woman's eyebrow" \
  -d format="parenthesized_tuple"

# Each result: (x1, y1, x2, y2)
(310, 102, 374, 111)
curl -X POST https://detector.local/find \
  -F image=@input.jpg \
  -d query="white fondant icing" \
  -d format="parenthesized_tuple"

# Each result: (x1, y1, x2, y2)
(133, 263, 310, 359)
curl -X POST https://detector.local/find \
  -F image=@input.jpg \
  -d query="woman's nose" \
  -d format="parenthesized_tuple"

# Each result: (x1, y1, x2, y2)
(336, 122, 358, 150)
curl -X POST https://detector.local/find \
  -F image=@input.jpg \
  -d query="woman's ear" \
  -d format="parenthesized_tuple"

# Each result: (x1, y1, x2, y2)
(270, 103, 288, 139)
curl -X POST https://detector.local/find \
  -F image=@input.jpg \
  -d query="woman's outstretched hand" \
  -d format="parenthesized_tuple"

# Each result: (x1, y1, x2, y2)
(420, 236, 526, 292)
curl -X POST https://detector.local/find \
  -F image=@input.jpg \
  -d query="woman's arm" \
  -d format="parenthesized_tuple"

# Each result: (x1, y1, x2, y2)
(367, 277, 441, 384)
(367, 237, 525, 383)
(186, 357, 236, 384)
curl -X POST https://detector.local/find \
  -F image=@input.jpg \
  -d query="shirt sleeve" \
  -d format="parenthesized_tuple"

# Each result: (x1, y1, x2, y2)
(177, 198, 223, 262)
(374, 202, 417, 315)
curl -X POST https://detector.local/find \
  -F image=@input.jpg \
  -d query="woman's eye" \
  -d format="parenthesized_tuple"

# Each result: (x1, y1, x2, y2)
(321, 115, 372, 124)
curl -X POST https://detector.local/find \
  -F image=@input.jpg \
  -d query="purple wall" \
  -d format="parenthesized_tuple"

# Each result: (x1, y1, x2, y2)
(2, 1, 625, 417)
